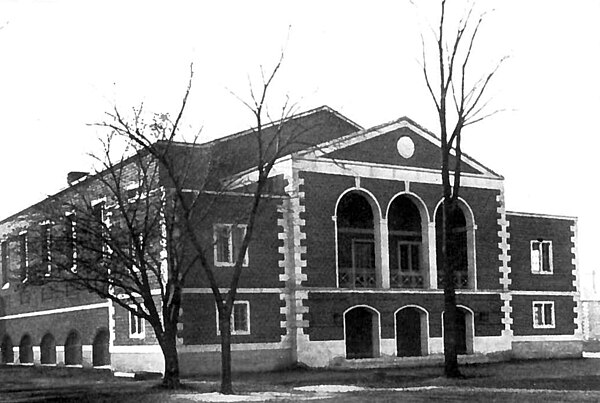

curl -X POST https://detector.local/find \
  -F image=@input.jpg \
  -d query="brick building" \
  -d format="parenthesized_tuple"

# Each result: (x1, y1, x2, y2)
(0, 106, 582, 374)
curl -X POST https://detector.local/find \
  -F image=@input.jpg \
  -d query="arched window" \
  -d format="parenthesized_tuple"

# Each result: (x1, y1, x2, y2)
(1, 335, 13, 364)
(395, 306, 429, 357)
(92, 328, 110, 367)
(64, 330, 82, 365)
(19, 334, 33, 364)
(40, 333, 56, 364)
(388, 196, 425, 288)
(337, 192, 376, 288)
(435, 200, 475, 289)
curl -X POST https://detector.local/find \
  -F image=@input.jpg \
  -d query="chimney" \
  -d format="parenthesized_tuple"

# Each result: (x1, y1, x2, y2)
(67, 171, 88, 186)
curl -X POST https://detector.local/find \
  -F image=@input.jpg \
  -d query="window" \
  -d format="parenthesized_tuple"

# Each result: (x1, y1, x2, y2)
(213, 224, 248, 267)
(396, 241, 423, 288)
(65, 213, 77, 272)
(531, 240, 552, 274)
(41, 223, 52, 276)
(532, 301, 555, 329)
(129, 305, 145, 338)
(1, 240, 8, 287)
(216, 301, 250, 335)
(19, 232, 28, 282)
(91, 201, 106, 258)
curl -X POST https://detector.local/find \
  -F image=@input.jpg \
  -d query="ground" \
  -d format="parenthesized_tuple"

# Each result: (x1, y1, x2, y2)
(1, 358, 600, 402)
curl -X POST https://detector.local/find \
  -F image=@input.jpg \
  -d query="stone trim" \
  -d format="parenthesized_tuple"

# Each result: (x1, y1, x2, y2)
(497, 192, 511, 291)
(277, 162, 309, 355)
(571, 221, 583, 336)
(500, 293, 513, 337)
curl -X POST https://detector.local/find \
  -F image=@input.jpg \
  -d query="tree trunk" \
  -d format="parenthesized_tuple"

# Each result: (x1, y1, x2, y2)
(220, 313, 234, 394)
(442, 199, 461, 378)
(159, 326, 181, 389)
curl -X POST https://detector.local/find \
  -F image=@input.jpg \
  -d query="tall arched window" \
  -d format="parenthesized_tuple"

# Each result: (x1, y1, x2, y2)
(337, 192, 376, 288)
(388, 196, 424, 288)
(435, 201, 474, 289)
(19, 334, 33, 364)
(40, 333, 56, 364)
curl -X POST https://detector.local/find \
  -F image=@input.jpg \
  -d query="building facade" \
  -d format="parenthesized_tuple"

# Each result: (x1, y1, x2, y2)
(0, 107, 582, 374)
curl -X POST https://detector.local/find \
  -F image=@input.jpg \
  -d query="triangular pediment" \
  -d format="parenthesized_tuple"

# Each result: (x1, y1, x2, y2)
(300, 118, 500, 178)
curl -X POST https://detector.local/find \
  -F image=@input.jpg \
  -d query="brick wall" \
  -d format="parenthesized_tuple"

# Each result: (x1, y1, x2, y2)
(180, 292, 285, 344)
(512, 295, 576, 336)
(305, 292, 503, 340)
(507, 214, 576, 292)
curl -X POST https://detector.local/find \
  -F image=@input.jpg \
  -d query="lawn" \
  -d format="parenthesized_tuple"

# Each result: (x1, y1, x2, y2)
(1, 358, 600, 402)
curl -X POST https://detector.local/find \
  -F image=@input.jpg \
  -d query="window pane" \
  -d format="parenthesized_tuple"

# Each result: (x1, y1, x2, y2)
(411, 244, 420, 272)
(542, 243, 551, 272)
(531, 242, 541, 273)
(232, 226, 245, 264)
(216, 227, 230, 263)
(130, 312, 136, 334)
(544, 303, 553, 325)
(354, 241, 374, 269)
(399, 244, 409, 272)
(233, 303, 248, 332)
(533, 304, 542, 326)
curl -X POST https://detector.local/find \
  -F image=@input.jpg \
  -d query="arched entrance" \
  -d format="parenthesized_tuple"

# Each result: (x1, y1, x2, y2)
(337, 192, 377, 288)
(64, 331, 82, 365)
(1, 335, 13, 364)
(19, 334, 33, 364)
(435, 201, 471, 289)
(344, 306, 380, 359)
(40, 333, 56, 364)
(92, 329, 110, 366)
(456, 308, 468, 355)
(388, 195, 426, 288)
(396, 307, 428, 357)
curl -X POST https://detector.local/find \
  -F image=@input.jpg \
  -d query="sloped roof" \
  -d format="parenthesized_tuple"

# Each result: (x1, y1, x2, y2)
(297, 115, 502, 179)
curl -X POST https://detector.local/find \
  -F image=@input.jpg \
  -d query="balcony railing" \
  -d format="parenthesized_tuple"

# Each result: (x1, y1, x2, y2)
(390, 272, 424, 288)
(437, 271, 469, 289)
(339, 267, 376, 288)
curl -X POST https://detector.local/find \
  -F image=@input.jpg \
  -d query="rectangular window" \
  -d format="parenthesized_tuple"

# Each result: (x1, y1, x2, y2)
(19, 232, 28, 282)
(352, 239, 375, 269)
(1, 240, 8, 287)
(92, 201, 106, 259)
(129, 305, 145, 339)
(216, 301, 250, 335)
(41, 223, 52, 276)
(65, 213, 77, 272)
(531, 240, 553, 274)
(213, 224, 248, 267)
(532, 301, 555, 328)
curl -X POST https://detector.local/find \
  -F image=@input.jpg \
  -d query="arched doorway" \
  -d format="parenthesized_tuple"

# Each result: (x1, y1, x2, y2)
(337, 192, 377, 288)
(92, 329, 110, 366)
(1, 335, 13, 364)
(435, 201, 471, 289)
(388, 195, 425, 288)
(396, 307, 428, 357)
(19, 334, 33, 364)
(40, 333, 56, 364)
(344, 306, 379, 359)
(64, 331, 82, 365)
(456, 308, 467, 355)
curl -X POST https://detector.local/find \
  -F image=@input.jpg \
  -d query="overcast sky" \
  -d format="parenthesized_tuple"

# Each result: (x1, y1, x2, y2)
(0, 0, 599, 297)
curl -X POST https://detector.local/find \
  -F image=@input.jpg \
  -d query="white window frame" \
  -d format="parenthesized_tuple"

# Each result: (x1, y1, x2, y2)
(19, 230, 28, 283)
(530, 240, 553, 274)
(128, 305, 146, 339)
(1, 239, 9, 288)
(216, 301, 251, 335)
(40, 221, 52, 277)
(213, 224, 249, 267)
(65, 212, 77, 273)
(532, 301, 555, 329)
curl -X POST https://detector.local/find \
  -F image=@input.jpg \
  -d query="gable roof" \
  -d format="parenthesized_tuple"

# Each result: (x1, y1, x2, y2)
(296, 116, 502, 179)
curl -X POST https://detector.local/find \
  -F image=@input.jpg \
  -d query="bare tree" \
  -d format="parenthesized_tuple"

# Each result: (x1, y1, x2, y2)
(27, 82, 201, 387)
(104, 53, 312, 394)
(418, 0, 507, 377)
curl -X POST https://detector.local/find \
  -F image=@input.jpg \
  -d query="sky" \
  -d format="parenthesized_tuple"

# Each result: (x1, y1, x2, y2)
(0, 0, 599, 297)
